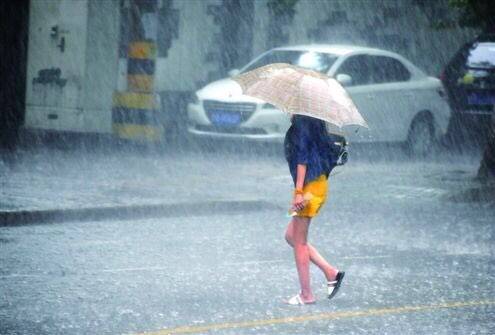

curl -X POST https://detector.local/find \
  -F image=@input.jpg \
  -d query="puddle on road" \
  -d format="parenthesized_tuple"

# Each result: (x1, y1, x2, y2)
(444, 186, 495, 204)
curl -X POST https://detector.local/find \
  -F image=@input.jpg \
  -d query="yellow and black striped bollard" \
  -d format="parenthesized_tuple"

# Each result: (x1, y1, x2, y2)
(112, 41, 163, 142)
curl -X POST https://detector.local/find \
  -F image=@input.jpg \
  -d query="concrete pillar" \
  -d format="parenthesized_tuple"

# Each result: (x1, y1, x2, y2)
(112, 0, 163, 142)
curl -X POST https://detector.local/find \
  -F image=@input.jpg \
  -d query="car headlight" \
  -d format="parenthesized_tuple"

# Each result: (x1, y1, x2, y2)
(262, 103, 276, 109)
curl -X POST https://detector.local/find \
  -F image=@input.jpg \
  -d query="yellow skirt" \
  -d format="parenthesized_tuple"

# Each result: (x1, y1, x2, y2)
(295, 174, 328, 218)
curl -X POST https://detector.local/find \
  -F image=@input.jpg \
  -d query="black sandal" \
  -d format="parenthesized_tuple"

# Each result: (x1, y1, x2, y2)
(327, 271, 345, 300)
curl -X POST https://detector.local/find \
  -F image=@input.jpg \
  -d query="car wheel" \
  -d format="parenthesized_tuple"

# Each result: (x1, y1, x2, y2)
(406, 116, 435, 157)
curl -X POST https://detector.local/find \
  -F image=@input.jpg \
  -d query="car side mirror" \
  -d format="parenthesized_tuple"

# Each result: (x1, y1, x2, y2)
(228, 69, 241, 77)
(336, 73, 352, 86)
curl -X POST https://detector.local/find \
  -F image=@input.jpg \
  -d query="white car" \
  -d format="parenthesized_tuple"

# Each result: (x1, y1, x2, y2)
(187, 44, 451, 155)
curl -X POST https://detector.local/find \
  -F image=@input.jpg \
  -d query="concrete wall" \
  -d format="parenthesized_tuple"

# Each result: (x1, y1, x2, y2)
(286, 0, 475, 76)
(25, 0, 88, 111)
(154, 0, 221, 92)
(24, 0, 477, 134)
(152, 0, 475, 94)
(251, 0, 270, 58)
(82, 0, 120, 133)
(25, 0, 120, 133)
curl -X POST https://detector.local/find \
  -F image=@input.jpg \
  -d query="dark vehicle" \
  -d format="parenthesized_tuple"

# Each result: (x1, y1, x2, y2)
(442, 34, 495, 147)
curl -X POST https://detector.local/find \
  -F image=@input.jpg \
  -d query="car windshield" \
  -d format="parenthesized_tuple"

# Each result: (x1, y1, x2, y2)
(467, 42, 495, 69)
(241, 50, 338, 74)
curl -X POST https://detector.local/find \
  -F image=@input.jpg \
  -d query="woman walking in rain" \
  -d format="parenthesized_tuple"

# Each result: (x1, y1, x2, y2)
(283, 114, 345, 305)
(232, 62, 367, 305)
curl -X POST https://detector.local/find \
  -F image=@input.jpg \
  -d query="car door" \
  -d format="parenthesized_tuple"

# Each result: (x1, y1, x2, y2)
(367, 55, 415, 141)
(333, 54, 378, 142)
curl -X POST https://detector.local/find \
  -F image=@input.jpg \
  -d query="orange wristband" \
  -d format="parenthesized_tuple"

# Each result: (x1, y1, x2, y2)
(294, 188, 304, 195)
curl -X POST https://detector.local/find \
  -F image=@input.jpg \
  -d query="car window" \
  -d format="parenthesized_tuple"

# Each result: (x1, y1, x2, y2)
(241, 50, 338, 74)
(335, 55, 371, 86)
(466, 42, 495, 69)
(370, 56, 411, 83)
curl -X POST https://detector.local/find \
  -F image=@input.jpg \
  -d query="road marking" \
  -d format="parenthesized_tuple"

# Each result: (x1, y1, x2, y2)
(225, 255, 392, 266)
(0, 267, 172, 279)
(0, 256, 392, 279)
(224, 260, 284, 265)
(136, 300, 495, 335)
(0, 261, 284, 279)
(0, 274, 42, 279)
(341, 255, 391, 260)
(100, 266, 170, 273)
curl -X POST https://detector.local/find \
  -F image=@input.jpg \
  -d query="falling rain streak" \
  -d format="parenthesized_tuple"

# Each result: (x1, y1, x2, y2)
(0, 0, 494, 334)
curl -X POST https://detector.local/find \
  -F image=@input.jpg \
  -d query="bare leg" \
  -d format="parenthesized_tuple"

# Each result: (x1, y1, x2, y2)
(291, 216, 315, 302)
(285, 219, 339, 281)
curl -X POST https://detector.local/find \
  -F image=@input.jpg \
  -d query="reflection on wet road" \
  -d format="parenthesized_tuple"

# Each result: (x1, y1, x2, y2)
(1, 147, 494, 334)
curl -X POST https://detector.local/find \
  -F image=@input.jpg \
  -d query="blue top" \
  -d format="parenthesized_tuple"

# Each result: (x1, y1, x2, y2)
(284, 115, 334, 186)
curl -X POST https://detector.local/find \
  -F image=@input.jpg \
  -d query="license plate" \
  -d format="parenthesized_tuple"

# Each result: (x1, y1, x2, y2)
(467, 93, 495, 105)
(210, 111, 241, 126)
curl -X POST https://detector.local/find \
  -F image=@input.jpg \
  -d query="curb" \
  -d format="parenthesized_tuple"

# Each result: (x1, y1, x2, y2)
(0, 200, 282, 226)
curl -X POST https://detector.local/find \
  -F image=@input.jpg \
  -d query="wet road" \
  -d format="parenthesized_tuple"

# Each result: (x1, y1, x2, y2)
(1, 145, 494, 334)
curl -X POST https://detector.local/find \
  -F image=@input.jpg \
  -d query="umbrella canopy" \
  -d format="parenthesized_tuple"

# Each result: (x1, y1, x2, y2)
(233, 63, 368, 128)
